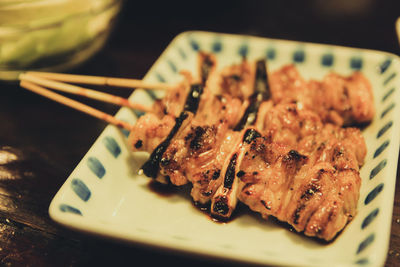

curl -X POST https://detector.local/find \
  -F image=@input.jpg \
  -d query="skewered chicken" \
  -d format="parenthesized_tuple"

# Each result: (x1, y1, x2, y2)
(127, 52, 373, 241)
(237, 108, 365, 241)
(269, 64, 374, 126)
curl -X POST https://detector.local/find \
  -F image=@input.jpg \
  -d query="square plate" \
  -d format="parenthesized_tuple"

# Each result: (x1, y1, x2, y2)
(49, 31, 400, 267)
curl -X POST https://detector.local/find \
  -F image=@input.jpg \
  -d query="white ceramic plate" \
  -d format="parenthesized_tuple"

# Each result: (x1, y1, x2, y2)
(49, 31, 400, 267)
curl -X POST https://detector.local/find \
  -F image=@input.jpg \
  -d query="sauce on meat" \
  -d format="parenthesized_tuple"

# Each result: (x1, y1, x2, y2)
(129, 52, 374, 241)
(141, 112, 189, 178)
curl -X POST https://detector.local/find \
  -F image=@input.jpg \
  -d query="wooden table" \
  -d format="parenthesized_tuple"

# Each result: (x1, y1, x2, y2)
(1, 1, 399, 266)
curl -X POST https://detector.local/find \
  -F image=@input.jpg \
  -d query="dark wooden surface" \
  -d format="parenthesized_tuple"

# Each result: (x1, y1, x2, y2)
(0, 1, 400, 266)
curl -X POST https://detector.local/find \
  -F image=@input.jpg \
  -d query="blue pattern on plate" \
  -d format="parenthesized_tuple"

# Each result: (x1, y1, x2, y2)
(292, 49, 305, 63)
(350, 57, 363, 70)
(383, 72, 396, 86)
(373, 140, 390, 158)
(376, 121, 393, 138)
(87, 157, 106, 179)
(121, 128, 130, 138)
(71, 178, 91, 202)
(355, 258, 369, 265)
(189, 38, 200, 51)
(382, 88, 395, 102)
(266, 47, 276, 60)
(156, 73, 166, 83)
(133, 110, 145, 118)
(365, 183, 384, 205)
(178, 47, 187, 60)
(369, 159, 387, 179)
(321, 53, 334, 67)
(144, 79, 158, 99)
(379, 59, 392, 74)
(103, 136, 121, 158)
(381, 103, 395, 118)
(238, 44, 248, 57)
(356, 233, 375, 254)
(145, 90, 157, 100)
(212, 39, 222, 53)
(168, 60, 178, 73)
(361, 208, 379, 229)
(118, 119, 131, 137)
(59, 204, 82, 215)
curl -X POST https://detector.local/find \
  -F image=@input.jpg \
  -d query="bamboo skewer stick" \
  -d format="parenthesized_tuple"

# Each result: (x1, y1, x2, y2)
(26, 71, 175, 91)
(19, 73, 153, 113)
(20, 80, 134, 131)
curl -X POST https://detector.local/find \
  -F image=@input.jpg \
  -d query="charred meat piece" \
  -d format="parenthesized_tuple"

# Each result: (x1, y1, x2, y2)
(152, 73, 193, 118)
(269, 64, 374, 126)
(210, 128, 262, 220)
(129, 113, 176, 153)
(159, 123, 221, 186)
(195, 89, 246, 128)
(234, 59, 270, 130)
(315, 71, 375, 126)
(206, 57, 256, 100)
(127, 53, 372, 242)
(237, 121, 365, 241)
(183, 84, 204, 114)
(160, 120, 239, 202)
(256, 103, 323, 148)
(133, 54, 265, 185)
(153, 52, 217, 118)
(198, 52, 217, 86)
(189, 128, 239, 204)
(140, 82, 206, 182)
(141, 112, 193, 183)
(210, 59, 271, 219)
(131, 102, 366, 238)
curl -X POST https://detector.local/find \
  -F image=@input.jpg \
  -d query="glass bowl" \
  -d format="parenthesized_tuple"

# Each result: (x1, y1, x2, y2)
(0, 0, 123, 81)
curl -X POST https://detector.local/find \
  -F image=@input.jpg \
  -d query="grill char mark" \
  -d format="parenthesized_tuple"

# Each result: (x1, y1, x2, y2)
(189, 126, 206, 150)
(292, 168, 325, 225)
(141, 112, 189, 179)
(224, 153, 238, 189)
(282, 150, 308, 175)
(233, 59, 270, 131)
(200, 53, 215, 85)
(212, 196, 229, 215)
(243, 128, 262, 144)
(184, 84, 204, 114)
(212, 169, 221, 180)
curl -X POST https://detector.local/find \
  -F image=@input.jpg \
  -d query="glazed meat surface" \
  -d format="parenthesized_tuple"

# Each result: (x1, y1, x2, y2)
(128, 53, 373, 241)
(269, 64, 374, 126)
(134, 102, 366, 241)
(238, 123, 364, 241)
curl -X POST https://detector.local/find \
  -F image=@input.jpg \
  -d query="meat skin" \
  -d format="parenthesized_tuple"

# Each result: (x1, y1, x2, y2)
(128, 54, 373, 241)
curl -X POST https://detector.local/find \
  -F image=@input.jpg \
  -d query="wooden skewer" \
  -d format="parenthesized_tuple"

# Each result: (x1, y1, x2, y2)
(20, 80, 134, 131)
(26, 71, 175, 91)
(19, 73, 153, 113)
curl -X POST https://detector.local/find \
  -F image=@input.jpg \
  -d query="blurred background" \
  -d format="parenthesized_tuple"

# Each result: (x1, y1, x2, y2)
(86, 0, 400, 78)
(1, 0, 400, 266)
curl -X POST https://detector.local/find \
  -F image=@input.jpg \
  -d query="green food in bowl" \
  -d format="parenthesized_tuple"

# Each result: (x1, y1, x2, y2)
(0, 0, 123, 80)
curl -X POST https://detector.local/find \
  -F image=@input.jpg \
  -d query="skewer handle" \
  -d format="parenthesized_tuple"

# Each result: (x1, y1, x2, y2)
(20, 80, 134, 131)
(26, 71, 175, 91)
(20, 73, 152, 113)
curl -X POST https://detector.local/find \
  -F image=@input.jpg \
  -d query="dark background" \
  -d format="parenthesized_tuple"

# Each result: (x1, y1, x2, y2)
(0, 0, 400, 266)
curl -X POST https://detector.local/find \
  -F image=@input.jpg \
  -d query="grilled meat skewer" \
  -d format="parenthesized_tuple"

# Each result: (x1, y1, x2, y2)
(269, 64, 374, 126)
(128, 53, 253, 155)
(127, 52, 371, 241)
(134, 60, 374, 158)
(211, 59, 270, 220)
(150, 102, 366, 241)
(237, 121, 364, 241)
